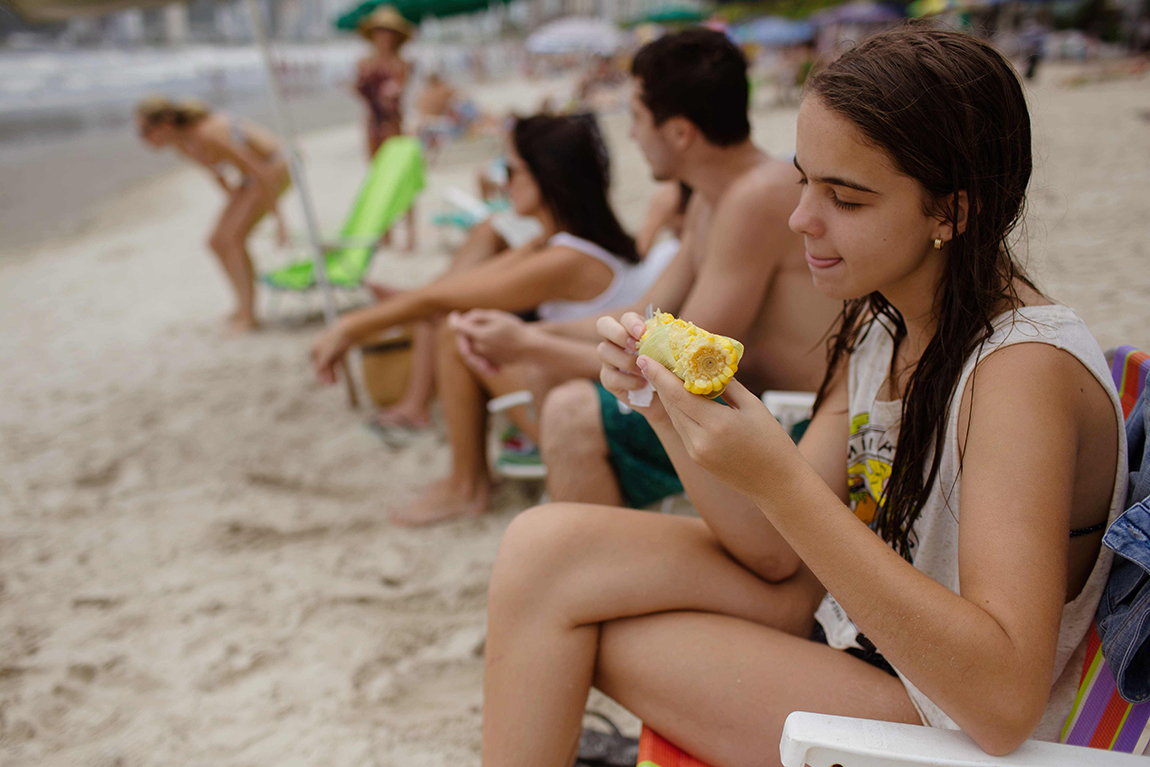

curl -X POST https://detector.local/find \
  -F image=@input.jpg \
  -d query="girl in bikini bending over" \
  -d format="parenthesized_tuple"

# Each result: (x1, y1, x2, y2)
(136, 96, 290, 332)
(480, 26, 1127, 764)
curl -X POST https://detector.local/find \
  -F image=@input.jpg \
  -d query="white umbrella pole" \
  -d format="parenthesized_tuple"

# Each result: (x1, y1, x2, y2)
(243, 0, 359, 407)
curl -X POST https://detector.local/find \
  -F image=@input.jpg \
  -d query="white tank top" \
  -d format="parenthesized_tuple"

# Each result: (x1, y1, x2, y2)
(814, 304, 1128, 741)
(535, 233, 676, 322)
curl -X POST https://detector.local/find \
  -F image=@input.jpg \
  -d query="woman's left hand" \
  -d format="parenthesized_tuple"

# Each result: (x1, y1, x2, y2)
(311, 323, 353, 385)
(636, 354, 796, 500)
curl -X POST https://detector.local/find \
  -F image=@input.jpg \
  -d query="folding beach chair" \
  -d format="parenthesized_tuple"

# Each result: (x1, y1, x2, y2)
(262, 136, 424, 314)
(636, 346, 1150, 766)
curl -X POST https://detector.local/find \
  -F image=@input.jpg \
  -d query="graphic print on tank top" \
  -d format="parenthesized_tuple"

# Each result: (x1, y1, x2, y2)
(846, 406, 918, 562)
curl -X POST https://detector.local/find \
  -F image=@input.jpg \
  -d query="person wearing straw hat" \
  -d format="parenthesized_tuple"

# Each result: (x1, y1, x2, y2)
(355, 5, 417, 250)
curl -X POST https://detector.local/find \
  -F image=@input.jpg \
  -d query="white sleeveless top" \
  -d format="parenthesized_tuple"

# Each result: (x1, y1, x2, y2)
(814, 304, 1128, 741)
(536, 233, 676, 322)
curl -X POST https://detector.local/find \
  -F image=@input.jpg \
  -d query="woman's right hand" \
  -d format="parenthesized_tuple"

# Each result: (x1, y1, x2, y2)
(596, 312, 665, 420)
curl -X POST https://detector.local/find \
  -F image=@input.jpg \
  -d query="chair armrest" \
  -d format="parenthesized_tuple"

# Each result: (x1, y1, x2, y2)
(488, 390, 533, 414)
(779, 712, 1147, 767)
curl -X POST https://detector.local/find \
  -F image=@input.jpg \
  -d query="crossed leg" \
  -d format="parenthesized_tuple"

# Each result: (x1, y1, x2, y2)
(482, 503, 920, 767)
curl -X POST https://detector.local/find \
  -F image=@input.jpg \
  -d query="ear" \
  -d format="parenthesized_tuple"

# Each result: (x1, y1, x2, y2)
(662, 116, 695, 154)
(934, 190, 969, 242)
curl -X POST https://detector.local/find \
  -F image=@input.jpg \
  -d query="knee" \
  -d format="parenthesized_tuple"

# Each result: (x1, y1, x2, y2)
(489, 503, 580, 612)
(539, 379, 604, 461)
(207, 230, 229, 255)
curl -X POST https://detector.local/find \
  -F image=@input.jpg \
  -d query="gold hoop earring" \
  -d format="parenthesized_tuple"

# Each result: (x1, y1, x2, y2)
(933, 238, 944, 250)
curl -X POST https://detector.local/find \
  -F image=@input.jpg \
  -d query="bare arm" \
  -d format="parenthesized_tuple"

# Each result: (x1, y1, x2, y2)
(597, 312, 845, 581)
(199, 127, 280, 209)
(643, 342, 1096, 754)
(312, 247, 601, 382)
(673, 176, 791, 339)
(543, 224, 697, 342)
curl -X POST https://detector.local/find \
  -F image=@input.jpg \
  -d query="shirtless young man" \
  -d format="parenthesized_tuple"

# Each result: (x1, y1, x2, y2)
(450, 29, 840, 508)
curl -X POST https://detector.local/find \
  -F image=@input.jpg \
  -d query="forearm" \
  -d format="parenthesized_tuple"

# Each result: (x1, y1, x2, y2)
(538, 315, 602, 342)
(752, 458, 1050, 751)
(645, 409, 801, 581)
(518, 329, 602, 380)
(337, 291, 430, 343)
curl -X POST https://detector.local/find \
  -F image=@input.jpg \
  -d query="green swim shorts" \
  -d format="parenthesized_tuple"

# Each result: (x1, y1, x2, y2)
(595, 382, 683, 508)
(594, 383, 812, 509)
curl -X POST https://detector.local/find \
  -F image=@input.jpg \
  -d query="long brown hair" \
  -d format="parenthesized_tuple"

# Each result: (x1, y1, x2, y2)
(807, 26, 1035, 559)
(512, 113, 639, 263)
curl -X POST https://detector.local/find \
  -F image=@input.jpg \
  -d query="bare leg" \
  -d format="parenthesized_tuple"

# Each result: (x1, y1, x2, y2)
(372, 318, 436, 430)
(370, 221, 508, 430)
(389, 321, 495, 526)
(210, 181, 275, 332)
(594, 612, 920, 766)
(483, 503, 848, 766)
(540, 379, 624, 506)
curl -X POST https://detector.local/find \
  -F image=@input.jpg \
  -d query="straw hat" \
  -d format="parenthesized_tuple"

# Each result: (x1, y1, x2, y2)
(358, 6, 413, 43)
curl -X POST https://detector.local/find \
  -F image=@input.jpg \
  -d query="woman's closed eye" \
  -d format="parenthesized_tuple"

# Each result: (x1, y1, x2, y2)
(830, 190, 862, 211)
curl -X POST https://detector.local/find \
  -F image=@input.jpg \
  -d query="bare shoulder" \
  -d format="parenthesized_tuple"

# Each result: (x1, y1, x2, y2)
(960, 335, 1112, 435)
(192, 115, 227, 144)
(720, 155, 802, 219)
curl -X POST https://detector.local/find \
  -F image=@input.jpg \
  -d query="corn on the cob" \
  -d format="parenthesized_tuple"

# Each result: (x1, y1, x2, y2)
(637, 310, 744, 398)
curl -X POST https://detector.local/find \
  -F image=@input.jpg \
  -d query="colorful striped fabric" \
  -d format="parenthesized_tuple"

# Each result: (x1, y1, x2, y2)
(1061, 626, 1150, 753)
(638, 346, 1150, 765)
(1111, 345, 1150, 419)
(637, 727, 711, 767)
(1059, 346, 1150, 754)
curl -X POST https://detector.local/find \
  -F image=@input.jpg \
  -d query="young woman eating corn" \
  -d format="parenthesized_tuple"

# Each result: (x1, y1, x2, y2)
(480, 26, 1127, 764)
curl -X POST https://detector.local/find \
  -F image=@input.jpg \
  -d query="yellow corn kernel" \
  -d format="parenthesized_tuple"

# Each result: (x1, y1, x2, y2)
(638, 310, 745, 398)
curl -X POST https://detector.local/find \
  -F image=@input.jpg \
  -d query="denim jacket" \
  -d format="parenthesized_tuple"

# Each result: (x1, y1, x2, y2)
(1097, 372, 1150, 703)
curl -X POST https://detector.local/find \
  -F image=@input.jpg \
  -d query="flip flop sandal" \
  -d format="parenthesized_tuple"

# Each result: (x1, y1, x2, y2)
(576, 711, 639, 767)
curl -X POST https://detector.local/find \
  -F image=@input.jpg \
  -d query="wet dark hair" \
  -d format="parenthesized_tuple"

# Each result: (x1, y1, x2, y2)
(512, 113, 638, 263)
(807, 25, 1035, 559)
(630, 28, 751, 147)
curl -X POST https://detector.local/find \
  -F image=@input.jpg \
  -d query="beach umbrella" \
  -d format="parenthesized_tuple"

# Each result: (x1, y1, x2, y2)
(5, 0, 359, 405)
(731, 16, 816, 47)
(811, 1, 903, 25)
(334, 0, 511, 29)
(526, 16, 628, 55)
(627, 3, 709, 26)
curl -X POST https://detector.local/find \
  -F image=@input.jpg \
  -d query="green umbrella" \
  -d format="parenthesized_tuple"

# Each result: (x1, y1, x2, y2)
(335, 0, 511, 29)
(626, 3, 709, 26)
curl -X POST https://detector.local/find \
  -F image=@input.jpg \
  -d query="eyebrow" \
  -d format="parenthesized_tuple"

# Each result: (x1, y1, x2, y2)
(793, 157, 879, 195)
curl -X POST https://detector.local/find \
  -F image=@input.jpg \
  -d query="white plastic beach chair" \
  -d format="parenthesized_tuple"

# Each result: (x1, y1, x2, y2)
(778, 711, 1148, 766)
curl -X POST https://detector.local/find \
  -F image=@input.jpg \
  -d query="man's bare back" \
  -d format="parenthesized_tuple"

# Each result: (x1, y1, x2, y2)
(677, 154, 839, 394)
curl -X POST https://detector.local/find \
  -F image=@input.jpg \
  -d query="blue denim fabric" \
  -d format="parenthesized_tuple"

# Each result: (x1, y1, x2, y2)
(1098, 374, 1150, 703)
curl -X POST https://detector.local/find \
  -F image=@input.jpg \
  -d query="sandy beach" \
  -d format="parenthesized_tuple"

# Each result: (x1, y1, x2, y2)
(1, 63, 1148, 765)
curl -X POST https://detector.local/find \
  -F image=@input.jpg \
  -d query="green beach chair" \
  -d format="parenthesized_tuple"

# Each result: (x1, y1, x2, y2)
(263, 135, 424, 296)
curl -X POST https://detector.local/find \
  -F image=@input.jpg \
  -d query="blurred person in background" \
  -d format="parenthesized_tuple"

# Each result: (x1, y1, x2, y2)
(356, 6, 418, 251)
(135, 96, 290, 333)
(311, 114, 663, 526)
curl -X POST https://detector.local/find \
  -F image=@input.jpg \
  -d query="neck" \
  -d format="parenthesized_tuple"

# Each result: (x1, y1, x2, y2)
(534, 208, 560, 240)
(677, 140, 765, 204)
(882, 254, 947, 387)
